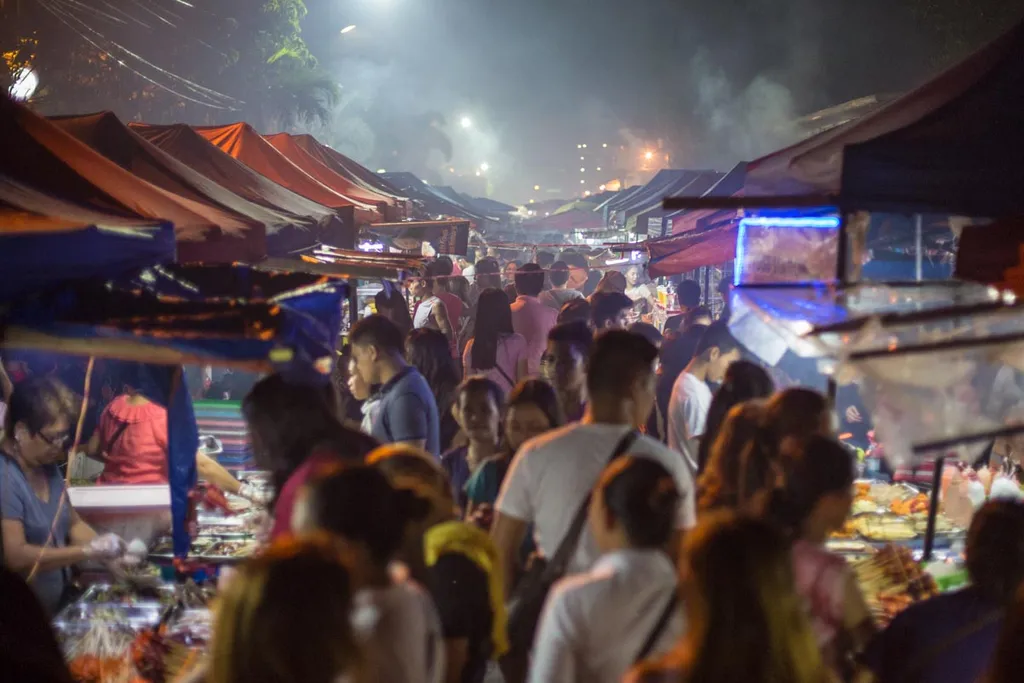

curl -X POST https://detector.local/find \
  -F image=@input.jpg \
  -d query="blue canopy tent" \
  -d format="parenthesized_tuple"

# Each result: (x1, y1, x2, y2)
(1, 264, 348, 557)
(0, 175, 177, 300)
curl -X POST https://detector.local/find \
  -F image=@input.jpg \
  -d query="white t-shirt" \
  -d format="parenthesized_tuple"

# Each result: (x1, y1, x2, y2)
(413, 296, 441, 330)
(666, 372, 712, 472)
(496, 422, 696, 574)
(353, 570, 445, 683)
(528, 548, 683, 683)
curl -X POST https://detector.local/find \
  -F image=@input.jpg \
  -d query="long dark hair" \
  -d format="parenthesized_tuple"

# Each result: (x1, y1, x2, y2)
(636, 513, 825, 683)
(306, 464, 431, 567)
(766, 435, 855, 537)
(242, 374, 378, 506)
(697, 361, 774, 473)
(986, 584, 1024, 683)
(470, 287, 515, 370)
(599, 457, 680, 549)
(406, 328, 460, 409)
(374, 284, 413, 338)
(698, 401, 768, 514)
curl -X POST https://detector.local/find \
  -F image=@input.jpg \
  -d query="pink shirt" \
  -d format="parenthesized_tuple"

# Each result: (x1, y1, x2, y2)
(510, 295, 558, 375)
(270, 451, 338, 540)
(462, 333, 528, 392)
(96, 395, 169, 485)
(791, 539, 849, 647)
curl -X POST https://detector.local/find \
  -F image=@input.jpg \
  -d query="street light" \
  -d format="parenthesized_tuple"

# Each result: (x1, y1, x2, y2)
(480, 162, 490, 172)
(340, 24, 356, 34)
(460, 116, 473, 129)
(644, 150, 654, 161)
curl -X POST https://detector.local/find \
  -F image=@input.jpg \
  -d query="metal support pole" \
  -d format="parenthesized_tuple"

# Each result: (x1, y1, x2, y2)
(914, 214, 924, 282)
(836, 211, 849, 286)
(348, 278, 359, 330)
(923, 455, 946, 561)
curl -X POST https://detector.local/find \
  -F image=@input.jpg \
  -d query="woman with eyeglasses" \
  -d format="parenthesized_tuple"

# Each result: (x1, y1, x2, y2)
(0, 377, 126, 614)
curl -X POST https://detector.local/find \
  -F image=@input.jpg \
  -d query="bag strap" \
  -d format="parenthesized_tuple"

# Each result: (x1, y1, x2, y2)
(102, 419, 131, 460)
(544, 430, 638, 578)
(495, 365, 516, 389)
(634, 590, 678, 664)
(896, 608, 1002, 683)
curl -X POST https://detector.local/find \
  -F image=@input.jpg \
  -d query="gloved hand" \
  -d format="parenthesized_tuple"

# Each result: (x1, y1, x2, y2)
(122, 538, 148, 566)
(85, 533, 126, 560)
(238, 483, 273, 506)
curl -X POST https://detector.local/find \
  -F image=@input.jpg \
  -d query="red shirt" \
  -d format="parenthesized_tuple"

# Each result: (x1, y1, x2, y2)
(269, 451, 339, 540)
(96, 395, 169, 485)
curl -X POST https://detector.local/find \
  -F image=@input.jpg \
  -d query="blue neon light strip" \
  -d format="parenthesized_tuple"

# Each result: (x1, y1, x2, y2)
(734, 214, 841, 285)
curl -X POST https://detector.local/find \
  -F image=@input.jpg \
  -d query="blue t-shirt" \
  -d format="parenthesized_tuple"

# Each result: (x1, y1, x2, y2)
(370, 366, 440, 457)
(0, 455, 73, 614)
(861, 587, 1003, 683)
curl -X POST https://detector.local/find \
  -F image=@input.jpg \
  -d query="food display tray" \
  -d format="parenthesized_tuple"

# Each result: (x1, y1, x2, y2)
(54, 603, 163, 633)
(79, 583, 177, 606)
(198, 539, 258, 562)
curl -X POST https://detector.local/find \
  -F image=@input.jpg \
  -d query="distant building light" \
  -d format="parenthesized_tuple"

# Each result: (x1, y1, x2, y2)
(602, 143, 608, 148)
(644, 150, 654, 161)
(596, 167, 601, 171)
(580, 156, 585, 161)
(584, 190, 591, 197)
(577, 144, 582, 149)
(580, 180, 585, 184)
(533, 184, 540, 191)
(580, 167, 585, 172)
(582, 144, 588, 148)
(376, 168, 387, 173)
(599, 184, 606, 191)
(529, 198, 535, 203)
(475, 171, 481, 176)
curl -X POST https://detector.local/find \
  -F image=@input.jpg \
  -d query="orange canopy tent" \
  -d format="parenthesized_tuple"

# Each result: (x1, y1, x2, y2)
(195, 123, 379, 227)
(288, 134, 407, 203)
(263, 132, 394, 209)
(0, 96, 264, 262)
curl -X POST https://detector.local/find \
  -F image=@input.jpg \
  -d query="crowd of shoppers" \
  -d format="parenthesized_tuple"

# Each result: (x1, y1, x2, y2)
(11, 255, 1024, 683)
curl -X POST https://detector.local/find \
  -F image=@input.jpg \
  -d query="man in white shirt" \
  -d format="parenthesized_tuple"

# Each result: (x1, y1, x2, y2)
(491, 330, 697, 594)
(667, 321, 741, 471)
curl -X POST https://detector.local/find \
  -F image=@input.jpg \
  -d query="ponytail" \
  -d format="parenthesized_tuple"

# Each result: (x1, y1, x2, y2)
(599, 457, 680, 549)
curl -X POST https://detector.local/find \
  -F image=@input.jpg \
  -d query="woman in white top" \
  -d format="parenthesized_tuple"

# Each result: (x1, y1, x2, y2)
(528, 457, 684, 683)
(463, 288, 529, 393)
(297, 464, 445, 683)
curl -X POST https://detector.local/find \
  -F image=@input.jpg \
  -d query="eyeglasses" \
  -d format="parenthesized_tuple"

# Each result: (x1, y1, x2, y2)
(37, 430, 71, 450)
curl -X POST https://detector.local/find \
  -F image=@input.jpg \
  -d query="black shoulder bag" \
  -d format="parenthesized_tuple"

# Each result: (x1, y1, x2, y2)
(504, 430, 639, 671)
(634, 591, 679, 664)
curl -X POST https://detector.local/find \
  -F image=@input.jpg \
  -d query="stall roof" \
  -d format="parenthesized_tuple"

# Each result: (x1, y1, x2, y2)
(0, 96, 265, 262)
(667, 163, 747, 236)
(609, 171, 690, 215)
(273, 245, 425, 280)
(429, 185, 507, 221)
(380, 172, 487, 222)
(841, 18, 1024, 216)
(464, 194, 517, 216)
(522, 209, 606, 232)
(0, 175, 176, 301)
(625, 171, 723, 234)
(264, 132, 394, 208)
(52, 112, 312, 256)
(131, 123, 336, 225)
(738, 18, 1024, 216)
(194, 122, 377, 221)
(290, 134, 407, 200)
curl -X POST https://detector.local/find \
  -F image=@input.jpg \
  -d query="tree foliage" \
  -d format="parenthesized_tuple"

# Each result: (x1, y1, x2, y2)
(0, 0, 336, 131)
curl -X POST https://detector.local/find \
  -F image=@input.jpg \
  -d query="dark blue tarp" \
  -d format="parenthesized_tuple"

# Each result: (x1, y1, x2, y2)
(840, 19, 1024, 216)
(381, 172, 487, 222)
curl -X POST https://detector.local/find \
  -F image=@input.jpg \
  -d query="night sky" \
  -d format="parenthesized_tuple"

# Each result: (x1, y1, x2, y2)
(297, 0, 1022, 200)
(11, 0, 1024, 202)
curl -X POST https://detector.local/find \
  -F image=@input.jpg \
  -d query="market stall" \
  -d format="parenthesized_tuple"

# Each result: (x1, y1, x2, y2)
(1, 262, 349, 682)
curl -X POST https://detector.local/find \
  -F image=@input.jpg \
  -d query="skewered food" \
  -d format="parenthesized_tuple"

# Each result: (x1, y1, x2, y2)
(851, 514, 918, 541)
(852, 545, 939, 624)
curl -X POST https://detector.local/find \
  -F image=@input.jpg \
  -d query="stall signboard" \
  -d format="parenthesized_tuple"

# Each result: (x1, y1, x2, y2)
(734, 215, 841, 285)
